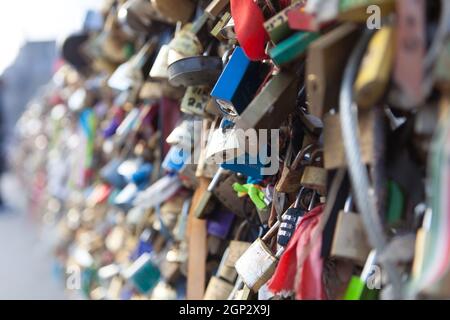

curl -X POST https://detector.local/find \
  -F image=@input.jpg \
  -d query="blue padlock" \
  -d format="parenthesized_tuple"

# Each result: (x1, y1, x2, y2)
(211, 47, 271, 116)
(131, 163, 153, 185)
(162, 145, 189, 173)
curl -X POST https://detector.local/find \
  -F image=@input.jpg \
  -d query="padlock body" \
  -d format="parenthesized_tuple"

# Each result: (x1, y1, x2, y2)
(331, 210, 371, 265)
(235, 238, 278, 292)
(204, 276, 234, 300)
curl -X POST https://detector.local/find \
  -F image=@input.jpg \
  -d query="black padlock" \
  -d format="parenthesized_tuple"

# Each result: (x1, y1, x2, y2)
(277, 188, 310, 247)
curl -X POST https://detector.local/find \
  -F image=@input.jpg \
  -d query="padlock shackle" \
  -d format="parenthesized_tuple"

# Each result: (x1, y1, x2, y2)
(344, 195, 353, 213)
(262, 219, 281, 242)
(292, 143, 316, 169)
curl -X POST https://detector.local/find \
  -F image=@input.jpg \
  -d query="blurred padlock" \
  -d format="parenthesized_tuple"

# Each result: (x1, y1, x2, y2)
(323, 110, 375, 169)
(204, 276, 235, 300)
(151, 0, 196, 25)
(269, 31, 319, 67)
(306, 23, 360, 118)
(180, 86, 211, 116)
(331, 195, 371, 265)
(354, 26, 395, 109)
(168, 55, 223, 87)
(235, 71, 299, 131)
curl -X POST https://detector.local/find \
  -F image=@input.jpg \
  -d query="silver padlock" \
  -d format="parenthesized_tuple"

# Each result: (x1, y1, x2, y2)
(234, 221, 284, 292)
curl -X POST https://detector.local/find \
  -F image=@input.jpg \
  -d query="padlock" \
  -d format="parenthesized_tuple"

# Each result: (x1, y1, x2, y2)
(139, 81, 185, 101)
(167, 25, 203, 65)
(207, 210, 235, 240)
(151, 0, 196, 25)
(108, 40, 158, 92)
(300, 149, 327, 195)
(277, 189, 307, 247)
(306, 23, 360, 118)
(122, 253, 161, 294)
(235, 220, 284, 292)
(160, 259, 182, 285)
(211, 12, 232, 41)
(323, 110, 375, 170)
(117, 0, 154, 34)
(276, 144, 314, 194)
(107, 276, 124, 300)
(287, 1, 327, 32)
(180, 86, 211, 116)
(149, 44, 170, 80)
(331, 195, 371, 265)
(354, 26, 395, 109)
(385, 180, 405, 228)
(168, 56, 223, 87)
(151, 281, 178, 300)
(235, 71, 299, 131)
(216, 221, 251, 283)
(269, 31, 319, 67)
(204, 276, 235, 300)
(213, 174, 258, 218)
(205, 0, 230, 20)
(344, 250, 380, 300)
(211, 46, 271, 117)
(263, 1, 304, 44)
(304, 0, 340, 25)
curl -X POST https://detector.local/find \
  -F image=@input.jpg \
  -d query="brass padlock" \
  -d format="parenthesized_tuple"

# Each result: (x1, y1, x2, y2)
(331, 195, 371, 266)
(276, 144, 315, 194)
(235, 71, 299, 131)
(204, 276, 235, 300)
(180, 86, 211, 116)
(354, 26, 395, 109)
(235, 221, 284, 292)
(323, 110, 375, 170)
(151, 0, 196, 25)
(217, 222, 251, 283)
(306, 23, 360, 118)
(300, 149, 327, 195)
(211, 12, 232, 41)
(213, 173, 258, 218)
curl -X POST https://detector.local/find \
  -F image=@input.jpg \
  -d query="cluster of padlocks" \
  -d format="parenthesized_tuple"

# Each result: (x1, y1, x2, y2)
(12, 0, 450, 300)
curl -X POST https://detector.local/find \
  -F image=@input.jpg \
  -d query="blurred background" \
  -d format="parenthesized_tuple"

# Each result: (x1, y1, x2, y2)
(0, 0, 102, 299)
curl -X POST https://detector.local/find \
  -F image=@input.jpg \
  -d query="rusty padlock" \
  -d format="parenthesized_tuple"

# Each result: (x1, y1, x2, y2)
(276, 144, 315, 194)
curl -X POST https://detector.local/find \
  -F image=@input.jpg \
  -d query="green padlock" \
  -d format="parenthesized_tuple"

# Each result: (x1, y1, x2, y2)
(344, 250, 380, 300)
(386, 180, 405, 227)
(124, 253, 161, 294)
(269, 32, 319, 66)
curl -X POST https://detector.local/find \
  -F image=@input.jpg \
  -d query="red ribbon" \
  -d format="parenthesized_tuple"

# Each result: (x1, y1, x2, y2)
(268, 204, 327, 300)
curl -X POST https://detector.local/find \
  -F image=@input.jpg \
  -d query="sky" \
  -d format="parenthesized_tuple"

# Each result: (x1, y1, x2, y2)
(0, 0, 103, 74)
